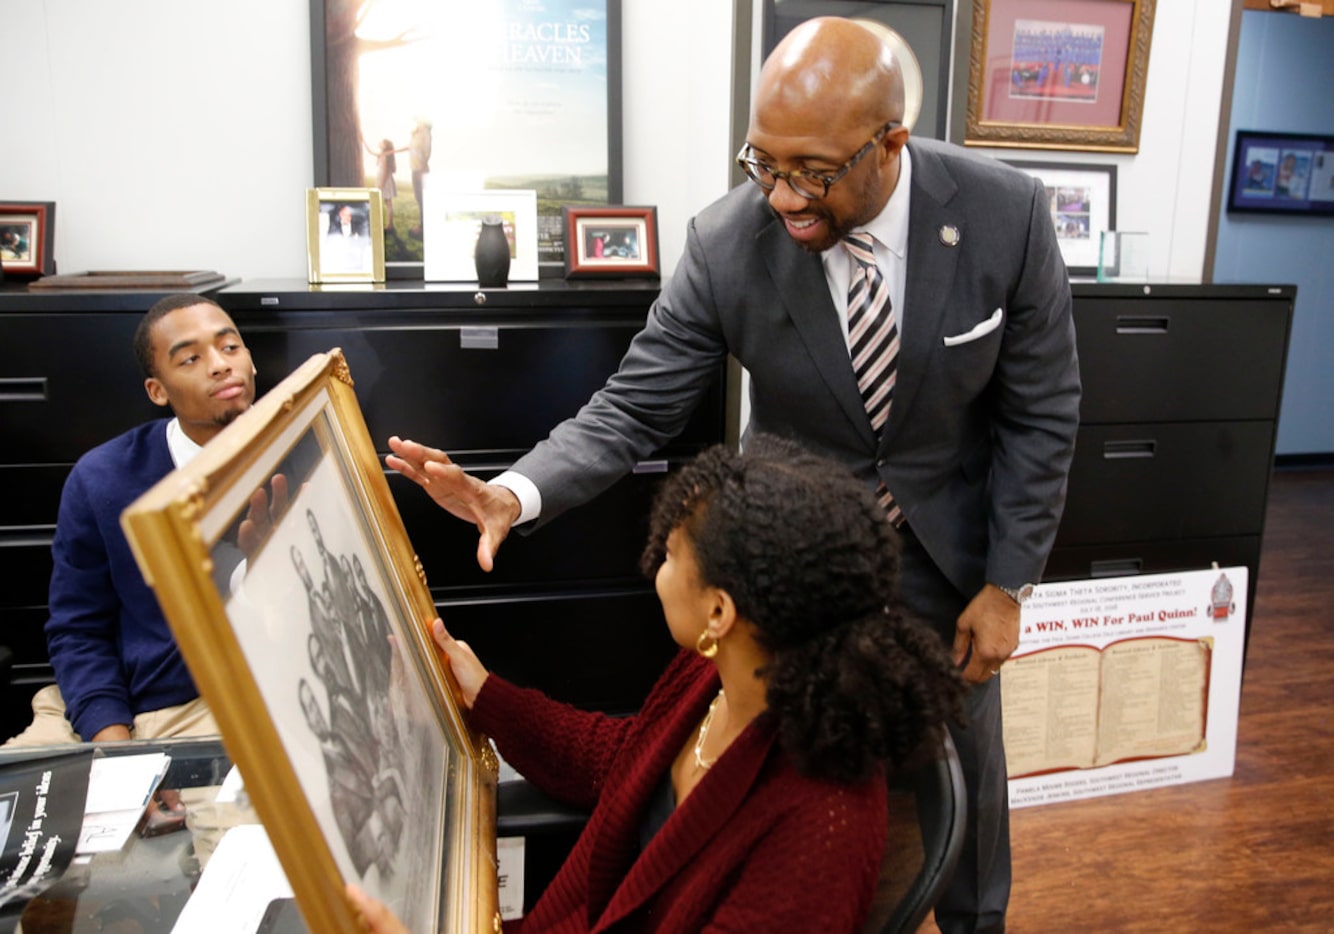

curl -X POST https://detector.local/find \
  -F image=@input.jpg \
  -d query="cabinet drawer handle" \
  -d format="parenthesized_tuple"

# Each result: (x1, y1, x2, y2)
(1103, 440, 1156, 459)
(632, 460, 668, 475)
(1090, 558, 1143, 578)
(460, 327, 499, 350)
(0, 377, 48, 402)
(1115, 316, 1169, 334)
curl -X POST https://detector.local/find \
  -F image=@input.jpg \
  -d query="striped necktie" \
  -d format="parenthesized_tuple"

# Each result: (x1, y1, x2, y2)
(843, 232, 902, 523)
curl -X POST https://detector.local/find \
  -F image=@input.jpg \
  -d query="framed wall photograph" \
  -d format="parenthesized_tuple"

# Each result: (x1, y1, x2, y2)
(0, 201, 56, 278)
(562, 205, 659, 279)
(423, 188, 539, 283)
(310, 0, 623, 278)
(1228, 130, 1334, 216)
(121, 350, 499, 934)
(965, 0, 1156, 152)
(306, 188, 386, 284)
(1004, 160, 1116, 276)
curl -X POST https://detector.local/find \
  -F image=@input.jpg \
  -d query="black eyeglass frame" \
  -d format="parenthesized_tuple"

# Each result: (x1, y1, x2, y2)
(735, 121, 901, 200)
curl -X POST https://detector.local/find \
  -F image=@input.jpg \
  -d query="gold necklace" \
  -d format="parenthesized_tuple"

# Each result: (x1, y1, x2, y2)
(693, 689, 725, 771)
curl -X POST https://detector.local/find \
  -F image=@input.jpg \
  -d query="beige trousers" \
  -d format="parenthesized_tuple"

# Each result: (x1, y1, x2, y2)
(3, 684, 219, 747)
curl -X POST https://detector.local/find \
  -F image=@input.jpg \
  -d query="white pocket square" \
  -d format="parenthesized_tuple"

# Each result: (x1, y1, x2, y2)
(942, 307, 1003, 347)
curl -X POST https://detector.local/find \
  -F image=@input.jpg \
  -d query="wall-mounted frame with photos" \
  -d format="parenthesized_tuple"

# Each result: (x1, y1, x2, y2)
(121, 350, 499, 934)
(1004, 160, 1116, 277)
(423, 188, 539, 283)
(966, 0, 1156, 153)
(0, 201, 57, 278)
(306, 188, 386, 284)
(562, 205, 659, 279)
(1228, 129, 1334, 216)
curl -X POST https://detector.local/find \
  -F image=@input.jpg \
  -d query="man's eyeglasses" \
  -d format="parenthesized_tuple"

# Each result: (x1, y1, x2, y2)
(736, 122, 900, 200)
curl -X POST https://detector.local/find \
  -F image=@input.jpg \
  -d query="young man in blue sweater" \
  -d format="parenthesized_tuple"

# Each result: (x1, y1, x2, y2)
(6, 293, 257, 744)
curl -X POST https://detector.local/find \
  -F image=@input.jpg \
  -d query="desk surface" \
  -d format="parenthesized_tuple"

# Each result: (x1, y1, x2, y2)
(0, 738, 281, 934)
(0, 738, 587, 932)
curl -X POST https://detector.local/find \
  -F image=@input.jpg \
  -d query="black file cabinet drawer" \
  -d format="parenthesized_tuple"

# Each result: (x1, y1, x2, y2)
(1045, 535, 1261, 582)
(1057, 421, 1277, 545)
(393, 465, 671, 594)
(437, 588, 676, 716)
(0, 314, 162, 461)
(0, 535, 53, 611)
(1073, 295, 1290, 424)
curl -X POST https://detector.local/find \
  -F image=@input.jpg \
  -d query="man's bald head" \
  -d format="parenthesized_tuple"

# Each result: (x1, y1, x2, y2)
(754, 17, 905, 136)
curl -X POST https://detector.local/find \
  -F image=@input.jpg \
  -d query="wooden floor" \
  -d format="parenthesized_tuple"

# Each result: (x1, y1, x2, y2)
(920, 467, 1334, 933)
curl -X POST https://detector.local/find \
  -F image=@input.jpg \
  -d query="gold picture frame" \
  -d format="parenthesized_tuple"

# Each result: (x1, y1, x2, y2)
(121, 350, 498, 933)
(965, 0, 1156, 153)
(306, 188, 387, 283)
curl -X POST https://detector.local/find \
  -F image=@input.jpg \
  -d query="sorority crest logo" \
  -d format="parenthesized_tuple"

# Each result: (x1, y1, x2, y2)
(1208, 573, 1236, 621)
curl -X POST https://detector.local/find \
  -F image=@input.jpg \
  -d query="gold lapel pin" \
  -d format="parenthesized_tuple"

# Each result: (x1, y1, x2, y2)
(939, 225, 961, 247)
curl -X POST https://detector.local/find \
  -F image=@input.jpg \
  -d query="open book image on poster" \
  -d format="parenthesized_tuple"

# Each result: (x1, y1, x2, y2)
(1003, 636, 1212, 779)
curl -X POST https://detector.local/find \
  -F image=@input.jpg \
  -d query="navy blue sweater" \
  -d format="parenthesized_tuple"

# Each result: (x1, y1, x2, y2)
(45, 420, 198, 739)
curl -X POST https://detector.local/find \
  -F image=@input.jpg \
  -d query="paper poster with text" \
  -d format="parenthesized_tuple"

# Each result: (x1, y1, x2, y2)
(1003, 567, 1246, 809)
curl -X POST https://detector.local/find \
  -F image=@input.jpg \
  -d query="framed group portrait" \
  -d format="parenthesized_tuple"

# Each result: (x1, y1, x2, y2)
(1004, 160, 1116, 276)
(965, 0, 1156, 153)
(0, 201, 56, 278)
(310, 0, 623, 278)
(306, 188, 386, 284)
(562, 205, 659, 279)
(121, 350, 499, 934)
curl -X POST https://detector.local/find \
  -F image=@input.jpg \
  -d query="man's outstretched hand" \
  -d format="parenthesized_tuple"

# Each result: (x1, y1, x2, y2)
(385, 436, 521, 572)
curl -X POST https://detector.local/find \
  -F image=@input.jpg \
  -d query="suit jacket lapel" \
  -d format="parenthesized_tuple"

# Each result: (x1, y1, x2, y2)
(888, 142, 962, 450)
(758, 219, 879, 450)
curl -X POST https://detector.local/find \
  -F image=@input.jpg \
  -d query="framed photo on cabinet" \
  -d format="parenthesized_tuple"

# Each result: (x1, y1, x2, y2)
(121, 350, 499, 934)
(965, 0, 1156, 153)
(562, 205, 659, 278)
(0, 201, 56, 278)
(422, 188, 539, 283)
(306, 188, 386, 284)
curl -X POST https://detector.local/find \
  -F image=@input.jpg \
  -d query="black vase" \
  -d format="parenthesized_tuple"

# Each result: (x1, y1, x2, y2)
(474, 217, 511, 288)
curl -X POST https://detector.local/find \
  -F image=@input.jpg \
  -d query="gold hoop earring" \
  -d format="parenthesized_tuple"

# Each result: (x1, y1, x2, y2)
(695, 631, 718, 659)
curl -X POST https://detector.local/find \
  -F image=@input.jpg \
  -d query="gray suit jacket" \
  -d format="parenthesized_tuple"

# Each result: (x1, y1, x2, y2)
(514, 137, 1080, 600)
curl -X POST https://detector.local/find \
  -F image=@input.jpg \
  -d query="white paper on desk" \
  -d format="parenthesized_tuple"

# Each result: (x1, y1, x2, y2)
(76, 752, 171, 854)
(172, 824, 294, 934)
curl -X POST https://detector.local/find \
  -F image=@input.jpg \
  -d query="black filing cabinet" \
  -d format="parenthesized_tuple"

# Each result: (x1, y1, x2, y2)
(1048, 283, 1295, 648)
(0, 280, 726, 742)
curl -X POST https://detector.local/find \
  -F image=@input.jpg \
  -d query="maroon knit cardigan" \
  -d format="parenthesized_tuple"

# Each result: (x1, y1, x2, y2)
(470, 649, 887, 933)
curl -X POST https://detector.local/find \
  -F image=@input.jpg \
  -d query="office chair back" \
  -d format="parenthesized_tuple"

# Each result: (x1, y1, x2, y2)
(861, 728, 968, 934)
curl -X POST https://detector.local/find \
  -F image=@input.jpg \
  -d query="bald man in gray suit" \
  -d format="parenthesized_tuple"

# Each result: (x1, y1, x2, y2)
(389, 17, 1079, 932)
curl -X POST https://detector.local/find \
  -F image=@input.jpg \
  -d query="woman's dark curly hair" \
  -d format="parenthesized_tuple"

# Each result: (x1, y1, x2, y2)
(640, 435, 966, 784)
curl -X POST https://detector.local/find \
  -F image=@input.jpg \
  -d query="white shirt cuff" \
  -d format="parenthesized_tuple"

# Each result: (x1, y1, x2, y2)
(490, 471, 541, 526)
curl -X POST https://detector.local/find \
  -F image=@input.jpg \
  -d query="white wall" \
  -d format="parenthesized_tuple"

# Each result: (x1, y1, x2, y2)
(0, 2, 733, 282)
(964, 0, 1233, 283)
(0, 1, 1227, 285)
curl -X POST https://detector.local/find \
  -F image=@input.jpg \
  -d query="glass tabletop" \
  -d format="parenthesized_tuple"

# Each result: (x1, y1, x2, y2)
(0, 737, 299, 934)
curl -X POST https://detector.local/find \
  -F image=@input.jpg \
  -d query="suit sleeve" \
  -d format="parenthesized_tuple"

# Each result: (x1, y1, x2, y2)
(44, 467, 133, 739)
(986, 176, 1082, 588)
(512, 217, 731, 525)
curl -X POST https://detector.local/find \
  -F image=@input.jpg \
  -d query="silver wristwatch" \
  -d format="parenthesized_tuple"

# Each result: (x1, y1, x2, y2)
(998, 582, 1035, 605)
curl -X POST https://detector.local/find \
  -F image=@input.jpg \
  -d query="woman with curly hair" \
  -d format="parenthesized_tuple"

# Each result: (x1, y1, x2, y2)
(350, 435, 965, 933)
